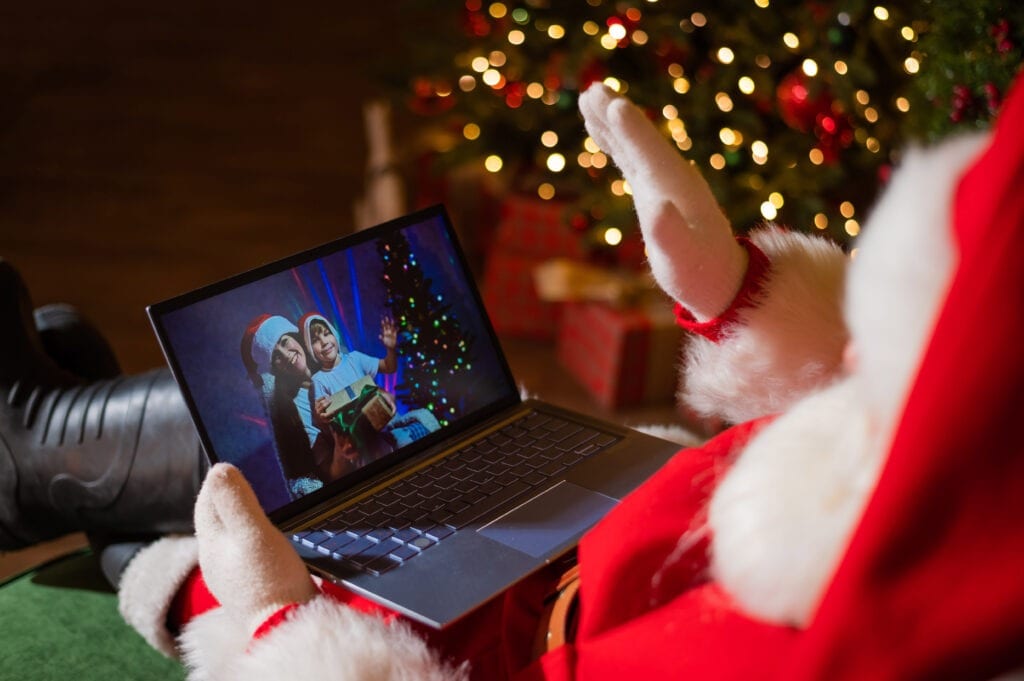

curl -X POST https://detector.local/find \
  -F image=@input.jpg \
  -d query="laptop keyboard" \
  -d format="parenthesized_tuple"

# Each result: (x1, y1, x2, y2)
(291, 411, 620, 576)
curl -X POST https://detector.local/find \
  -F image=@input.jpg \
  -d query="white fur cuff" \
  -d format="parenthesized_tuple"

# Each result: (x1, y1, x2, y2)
(117, 535, 199, 658)
(184, 595, 467, 681)
(682, 226, 849, 424)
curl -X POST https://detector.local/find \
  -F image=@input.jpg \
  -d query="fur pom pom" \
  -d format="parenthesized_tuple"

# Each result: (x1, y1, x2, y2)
(181, 595, 466, 681)
(846, 133, 986, 440)
(708, 379, 880, 626)
(682, 226, 849, 424)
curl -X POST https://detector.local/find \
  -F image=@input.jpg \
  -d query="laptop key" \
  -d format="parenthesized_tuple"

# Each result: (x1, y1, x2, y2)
(559, 452, 583, 467)
(332, 536, 375, 560)
(366, 527, 394, 543)
(408, 536, 436, 551)
(521, 471, 547, 487)
(522, 413, 551, 430)
(393, 527, 421, 543)
(557, 429, 597, 452)
(547, 423, 583, 442)
(539, 461, 566, 476)
(448, 480, 532, 528)
(317, 532, 357, 556)
(425, 525, 454, 541)
(427, 509, 454, 526)
(300, 530, 331, 548)
(365, 555, 401, 576)
(350, 538, 403, 567)
(444, 499, 470, 514)
(389, 544, 420, 562)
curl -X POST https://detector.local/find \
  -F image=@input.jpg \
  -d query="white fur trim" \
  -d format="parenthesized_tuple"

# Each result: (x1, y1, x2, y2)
(251, 315, 298, 375)
(709, 378, 881, 626)
(707, 133, 990, 628)
(846, 133, 987, 441)
(178, 607, 251, 681)
(117, 535, 199, 658)
(681, 226, 849, 424)
(632, 423, 704, 447)
(180, 595, 467, 681)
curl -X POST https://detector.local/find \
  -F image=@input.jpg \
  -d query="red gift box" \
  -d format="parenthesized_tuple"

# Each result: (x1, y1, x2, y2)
(491, 195, 586, 260)
(557, 301, 683, 409)
(482, 251, 563, 339)
(481, 195, 587, 339)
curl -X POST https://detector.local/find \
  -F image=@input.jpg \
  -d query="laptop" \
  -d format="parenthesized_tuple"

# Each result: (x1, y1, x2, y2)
(148, 204, 680, 628)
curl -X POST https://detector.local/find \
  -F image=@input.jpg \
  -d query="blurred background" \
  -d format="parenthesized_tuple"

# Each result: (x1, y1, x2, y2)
(2, 0, 1020, 420)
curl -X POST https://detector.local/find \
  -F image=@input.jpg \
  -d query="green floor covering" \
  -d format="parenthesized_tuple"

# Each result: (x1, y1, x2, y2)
(0, 551, 183, 681)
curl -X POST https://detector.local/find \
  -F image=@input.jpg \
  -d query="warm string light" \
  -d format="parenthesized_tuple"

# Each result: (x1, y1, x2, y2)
(446, 2, 924, 247)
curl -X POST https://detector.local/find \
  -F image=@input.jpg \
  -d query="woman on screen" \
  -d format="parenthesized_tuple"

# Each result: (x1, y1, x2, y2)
(242, 314, 359, 496)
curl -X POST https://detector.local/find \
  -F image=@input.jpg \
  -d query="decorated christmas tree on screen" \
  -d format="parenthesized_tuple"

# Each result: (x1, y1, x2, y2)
(378, 231, 476, 428)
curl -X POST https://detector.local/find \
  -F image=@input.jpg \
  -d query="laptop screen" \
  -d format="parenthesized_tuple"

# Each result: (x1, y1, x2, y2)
(149, 206, 519, 519)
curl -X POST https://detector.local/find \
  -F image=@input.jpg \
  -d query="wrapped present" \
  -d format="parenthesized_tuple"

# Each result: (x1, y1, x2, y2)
(325, 376, 396, 433)
(491, 195, 586, 260)
(482, 251, 563, 339)
(482, 195, 590, 339)
(557, 301, 684, 409)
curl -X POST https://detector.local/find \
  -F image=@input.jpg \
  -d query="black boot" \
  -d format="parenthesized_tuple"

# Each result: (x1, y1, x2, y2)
(34, 303, 122, 382)
(0, 259, 206, 551)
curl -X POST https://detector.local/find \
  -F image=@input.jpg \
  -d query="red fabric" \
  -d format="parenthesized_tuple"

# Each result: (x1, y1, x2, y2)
(778, 73, 1024, 681)
(251, 603, 301, 641)
(522, 418, 801, 681)
(168, 567, 220, 632)
(673, 236, 772, 341)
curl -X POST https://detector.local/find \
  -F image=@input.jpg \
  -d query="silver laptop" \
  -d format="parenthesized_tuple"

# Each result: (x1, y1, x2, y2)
(148, 205, 679, 628)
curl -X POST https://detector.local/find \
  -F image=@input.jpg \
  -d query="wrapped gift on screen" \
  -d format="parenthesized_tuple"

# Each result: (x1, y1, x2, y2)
(557, 301, 684, 409)
(324, 376, 396, 433)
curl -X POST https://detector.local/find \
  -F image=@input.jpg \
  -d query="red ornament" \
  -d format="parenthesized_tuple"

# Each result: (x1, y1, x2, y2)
(815, 111, 854, 164)
(579, 58, 608, 91)
(407, 78, 457, 116)
(990, 19, 1015, 54)
(950, 84, 977, 123)
(984, 82, 1003, 115)
(570, 212, 590, 233)
(776, 71, 834, 132)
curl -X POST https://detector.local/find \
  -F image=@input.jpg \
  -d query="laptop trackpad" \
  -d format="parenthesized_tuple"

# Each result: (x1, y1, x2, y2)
(478, 481, 617, 558)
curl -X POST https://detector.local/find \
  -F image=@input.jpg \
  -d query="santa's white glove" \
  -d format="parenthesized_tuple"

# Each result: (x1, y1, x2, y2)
(194, 463, 317, 634)
(578, 84, 747, 322)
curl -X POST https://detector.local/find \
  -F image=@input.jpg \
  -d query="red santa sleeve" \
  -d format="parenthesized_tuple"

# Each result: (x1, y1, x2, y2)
(782, 74, 1024, 680)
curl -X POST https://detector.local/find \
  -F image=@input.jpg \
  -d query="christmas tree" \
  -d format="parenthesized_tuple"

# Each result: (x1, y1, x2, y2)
(383, 0, 1023, 252)
(377, 230, 475, 427)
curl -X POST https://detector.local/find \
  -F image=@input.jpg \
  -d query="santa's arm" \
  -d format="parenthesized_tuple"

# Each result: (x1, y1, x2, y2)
(579, 86, 849, 424)
(118, 465, 461, 681)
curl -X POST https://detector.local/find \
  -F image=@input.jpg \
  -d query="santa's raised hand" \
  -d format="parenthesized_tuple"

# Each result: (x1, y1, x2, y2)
(579, 84, 748, 322)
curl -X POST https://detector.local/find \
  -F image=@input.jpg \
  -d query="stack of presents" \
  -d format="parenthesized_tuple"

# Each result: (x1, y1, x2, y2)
(479, 195, 684, 411)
